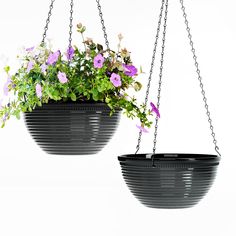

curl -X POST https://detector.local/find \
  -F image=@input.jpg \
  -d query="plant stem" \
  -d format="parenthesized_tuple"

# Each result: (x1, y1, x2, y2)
(81, 33, 87, 52)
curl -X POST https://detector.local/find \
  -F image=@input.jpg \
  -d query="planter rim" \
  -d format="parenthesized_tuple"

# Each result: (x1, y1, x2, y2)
(25, 102, 121, 111)
(118, 153, 220, 163)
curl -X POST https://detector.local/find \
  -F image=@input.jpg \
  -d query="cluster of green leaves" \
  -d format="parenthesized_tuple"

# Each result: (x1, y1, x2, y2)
(0, 24, 152, 128)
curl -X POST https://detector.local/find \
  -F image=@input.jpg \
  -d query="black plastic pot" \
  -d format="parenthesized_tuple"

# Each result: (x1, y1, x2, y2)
(24, 102, 121, 155)
(118, 153, 220, 209)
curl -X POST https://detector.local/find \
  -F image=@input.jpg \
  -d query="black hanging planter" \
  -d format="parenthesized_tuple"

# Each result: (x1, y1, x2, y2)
(117, 0, 222, 209)
(118, 154, 220, 209)
(24, 102, 121, 155)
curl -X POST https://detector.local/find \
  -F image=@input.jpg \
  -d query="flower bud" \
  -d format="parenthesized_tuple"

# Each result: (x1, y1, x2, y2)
(118, 33, 123, 41)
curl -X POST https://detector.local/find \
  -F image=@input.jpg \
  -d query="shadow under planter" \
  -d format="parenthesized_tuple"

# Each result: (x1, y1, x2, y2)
(118, 153, 220, 209)
(24, 102, 121, 155)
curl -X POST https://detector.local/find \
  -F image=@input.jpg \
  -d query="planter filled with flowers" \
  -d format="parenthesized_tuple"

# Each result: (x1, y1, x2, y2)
(0, 24, 151, 155)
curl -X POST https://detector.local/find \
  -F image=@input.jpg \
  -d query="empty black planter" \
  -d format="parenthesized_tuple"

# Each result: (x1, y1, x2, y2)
(118, 153, 220, 209)
(24, 102, 121, 155)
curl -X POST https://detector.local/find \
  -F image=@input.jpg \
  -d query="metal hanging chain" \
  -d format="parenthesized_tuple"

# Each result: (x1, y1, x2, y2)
(68, 0, 74, 64)
(153, 0, 169, 155)
(41, 0, 56, 45)
(135, 0, 166, 154)
(180, 0, 221, 157)
(96, 0, 110, 50)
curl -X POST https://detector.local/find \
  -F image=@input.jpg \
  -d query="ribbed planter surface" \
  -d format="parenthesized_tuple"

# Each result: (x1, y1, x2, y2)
(24, 102, 121, 155)
(118, 153, 220, 209)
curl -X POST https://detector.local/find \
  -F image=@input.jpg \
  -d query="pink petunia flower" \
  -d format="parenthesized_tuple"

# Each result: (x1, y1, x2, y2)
(110, 73, 122, 87)
(47, 50, 61, 65)
(57, 71, 68, 84)
(36, 84, 42, 98)
(3, 77, 12, 96)
(27, 61, 34, 73)
(94, 54, 105, 68)
(66, 46, 75, 60)
(136, 124, 149, 133)
(123, 64, 138, 77)
(26, 46, 35, 52)
(150, 102, 160, 118)
(41, 64, 48, 74)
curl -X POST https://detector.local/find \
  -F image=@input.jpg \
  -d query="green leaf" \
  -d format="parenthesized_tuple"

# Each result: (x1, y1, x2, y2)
(97, 85, 104, 93)
(70, 93, 77, 102)
(37, 101, 42, 107)
(92, 88, 98, 96)
(105, 97, 111, 104)
(134, 81, 142, 91)
(4, 66, 10, 73)
(92, 89, 99, 101)
(140, 66, 145, 74)
(97, 44, 103, 52)
(107, 103, 113, 110)
(15, 111, 21, 120)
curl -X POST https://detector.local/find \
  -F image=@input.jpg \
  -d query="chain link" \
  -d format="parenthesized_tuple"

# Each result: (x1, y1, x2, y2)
(153, 0, 169, 155)
(41, 0, 56, 45)
(180, 0, 221, 156)
(96, 0, 110, 50)
(68, 0, 74, 64)
(135, 0, 166, 154)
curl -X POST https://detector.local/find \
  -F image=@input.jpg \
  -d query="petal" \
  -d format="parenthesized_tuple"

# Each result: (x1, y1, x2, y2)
(150, 102, 160, 118)
(136, 124, 149, 133)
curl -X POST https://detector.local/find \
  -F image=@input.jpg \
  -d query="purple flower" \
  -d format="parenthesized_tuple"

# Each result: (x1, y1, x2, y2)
(47, 50, 60, 65)
(3, 77, 12, 96)
(66, 46, 75, 60)
(123, 64, 138, 77)
(2, 112, 9, 122)
(94, 54, 105, 68)
(27, 61, 34, 73)
(57, 71, 68, 84)
(41, 64, 48, 74)
(150, 102, 160, 118)
(110, 73, 122, 87)
(26, 46, 35, 52)
(136, 124, 149, 133)
(3, 87, 8, 96)
(7, 77, 12, 83)
(36, 84, 42, 98)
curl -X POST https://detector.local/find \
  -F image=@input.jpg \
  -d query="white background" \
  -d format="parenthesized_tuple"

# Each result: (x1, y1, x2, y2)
(0, 0, 235, 235)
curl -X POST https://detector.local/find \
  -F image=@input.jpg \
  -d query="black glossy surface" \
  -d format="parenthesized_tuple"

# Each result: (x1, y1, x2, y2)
(118, 153, 220, 209)
(24, 102, 121, 155)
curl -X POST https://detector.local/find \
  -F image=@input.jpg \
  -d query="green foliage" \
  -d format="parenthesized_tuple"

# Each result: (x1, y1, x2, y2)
(0, 24, 152, 129)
